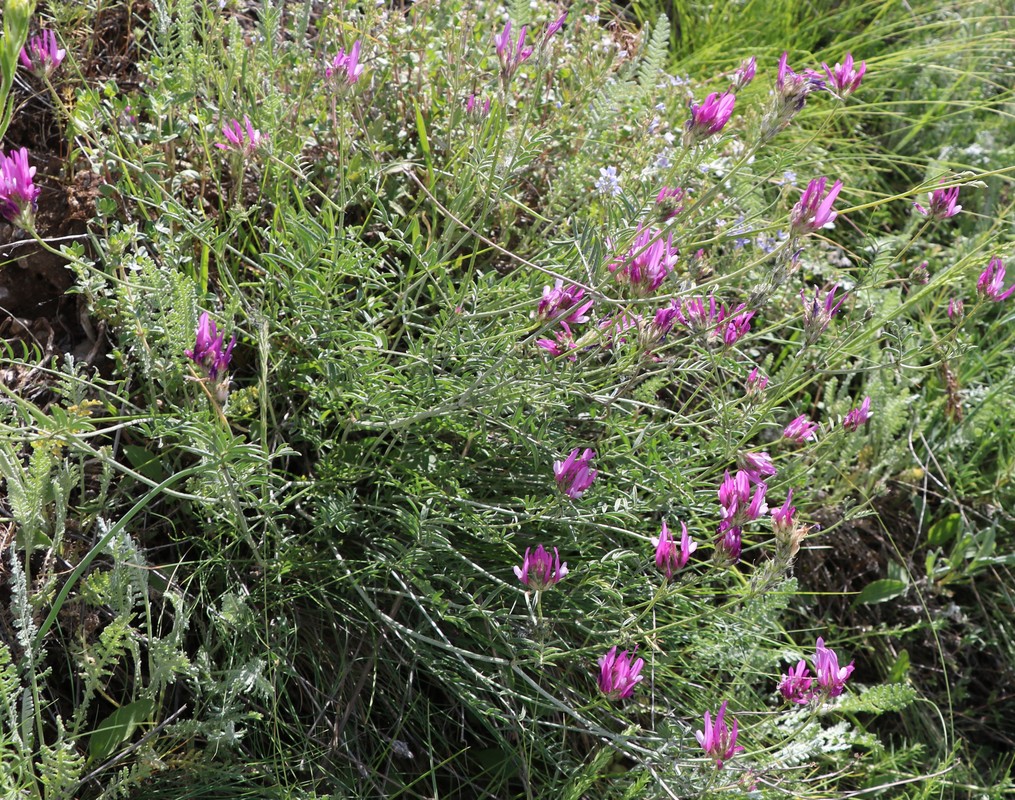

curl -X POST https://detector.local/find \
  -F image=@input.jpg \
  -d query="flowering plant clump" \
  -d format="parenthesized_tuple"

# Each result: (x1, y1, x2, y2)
(696, 701, 745, 769)
(597, 646, 644, 701)
(19, 30, 66, 78)
(215, 116, 268, 156)
(0, 147, 41, 229)
(186, 312, 236, 381)
(553, 448, 597, 499)
(977, 256, 1015, 301)
(513, 545, 568, 591)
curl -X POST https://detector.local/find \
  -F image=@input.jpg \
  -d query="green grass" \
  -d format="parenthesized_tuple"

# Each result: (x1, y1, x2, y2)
(0, 0, 1013, 798)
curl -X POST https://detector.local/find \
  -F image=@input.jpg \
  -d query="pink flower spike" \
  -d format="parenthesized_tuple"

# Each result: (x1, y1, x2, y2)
(822, 53, 866, 98)
(553, 448, 598, 499)
(513, 544, 568, 591)
(771, 489, 796, 535)
(684, 91, 736, 145)
(947, 297, 964, 320)
(815, 637, 855, 698)
(783, 415, 818, 443)
(801, 284, 846, 345)
(746, 367, 768, 396)
(696, 701, 745, 769)
(914, 180, 961, 220)
(536, 280, 593, 324)
(598, 646, 645, 700)
(732, 56, 756, 91)
(739, 452, 776, 484)
(842, 396, 873, 432)
(19, 30, 66, 79)
(215, 115, 267, 156)
(791, 177, 843, 235)
(654, 520, 697, 580)
(186, 312, 236, 381)
(543, 11, 568, 45)
(977, 256, 1015, 302)
(779, 659, 815, 704)
(0, 147, 41, 230)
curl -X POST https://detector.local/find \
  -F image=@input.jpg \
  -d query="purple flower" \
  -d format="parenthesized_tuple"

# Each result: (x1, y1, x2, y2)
(607, 226, 677, 296)
(651, 302, 681, 336)
(595, 166, 622, 197)
(19, 30, 66, 79)
(215, 116, 267, 156)
(765, 51, 823, 137)
(186, 312, 236, 380)
(0, 147, 41, 229)
(732, 56, 756, 91)
(714, 525, 743, 564)
(684, 91, 736, 145)
(542, 11, 568, 45)
(654, 520, 697, 580)
(696, 701, 745, 769)
(716, 304, 754, 347)
(779, 659, 814, 704)
(536, 280, 594, 324)
(325, 40, 365, 84)
(947, 297, 964, 320)
(822, 53, 866, 98)
(598, 646, 645, 700)
(783, 415, 818, 443)
(553, 448, 597, 499)
(914, 181, 961, 220)
(770, 489, 796, 535)
(801, 284, 846, 345)
(655, 185, 685, 219)
(466, 93, 492, 117)
(977, 256, 1015, 302)
(746, 367, 768, 396)
(842, 396, 872, 432)
(536, 322, 577, 360)
(790, 177, 843, 235)
(494, 20, 533, 76)
(513, 544, 568, 590)
(814, 637, 855, 698)
(739, 452, 776, 484)
(719, 470, 768, 527)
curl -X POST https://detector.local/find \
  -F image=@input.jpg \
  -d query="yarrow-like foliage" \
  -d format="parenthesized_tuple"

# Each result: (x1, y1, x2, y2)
(325, 40, 365, 84)
(553, 448, 597, 499)
(215, 116, 268, 156)
(822, 53, 866, 98)
(0, 147, 41, 229)
(19, 30, 66, 78)
(513, 545, 568, 591)
(977, 256, 1015, 301)
(598, 646, 644, 700)
(654, 520, 696, 580)
(696, 701, 745, 769)
(914, 180, 961, 220)
(186, 312, 236, 381)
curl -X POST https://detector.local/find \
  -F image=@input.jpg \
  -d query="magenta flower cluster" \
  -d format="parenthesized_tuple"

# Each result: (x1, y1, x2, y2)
(514, 545, 568, 591)
(494, 20, 533, 77)
(790, 177, 843, 235)
(675, 295, 755, 347)
(654, 520, 697, 580)
(326, 40, 365, 84)
(800, 283, 846, 345)
(780, 637, 855, 703)
(0, 147, 41, 229)
(914, 181, 961, 220)
(684, 91, 736, 146)
(215, 116, 268, 156)
(607, 226, 678, 296)
(823, 54, 866, 98)
(696, 701, 745, 769)
(186, 312, 236, 381)
(553, 447, 598, 499)
(977, 256, 1015, 302)
(598, 646, 644, 700)
(20, 30, 66, 78)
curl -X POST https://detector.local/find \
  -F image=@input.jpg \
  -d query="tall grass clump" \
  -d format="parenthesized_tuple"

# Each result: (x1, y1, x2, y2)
(0, 0, 1013, 798)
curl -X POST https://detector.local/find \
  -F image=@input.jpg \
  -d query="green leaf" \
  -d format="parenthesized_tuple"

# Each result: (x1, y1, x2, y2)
(88, 699, 155, 763)
(122, 445, 168, 483)
(887, 649, 910, 683)
(853, 578, 908, 606)
(927, 513, 961, 547)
